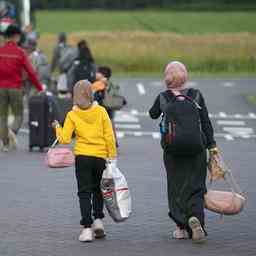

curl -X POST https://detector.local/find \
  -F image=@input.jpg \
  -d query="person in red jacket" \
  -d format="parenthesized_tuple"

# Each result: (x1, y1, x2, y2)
(0, 24, 43, 152)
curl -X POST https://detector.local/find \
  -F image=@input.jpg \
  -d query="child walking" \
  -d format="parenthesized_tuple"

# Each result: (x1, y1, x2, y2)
(52, 80, 117, 242)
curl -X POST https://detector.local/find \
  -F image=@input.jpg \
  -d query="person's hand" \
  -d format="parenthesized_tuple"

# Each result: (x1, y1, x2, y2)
(209, 147, 220, 162)
(52, 120, 60, 129)
(107, 158, 117, 165)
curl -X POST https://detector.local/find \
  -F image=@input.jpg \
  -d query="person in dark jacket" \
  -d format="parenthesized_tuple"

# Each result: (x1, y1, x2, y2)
(0, 24, 43, 152)
(67, 39, 96, 93)
(149, 61, 220, 243)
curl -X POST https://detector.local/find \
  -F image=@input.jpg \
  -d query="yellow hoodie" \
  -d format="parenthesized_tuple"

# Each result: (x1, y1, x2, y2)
(55, 104, 117, 159)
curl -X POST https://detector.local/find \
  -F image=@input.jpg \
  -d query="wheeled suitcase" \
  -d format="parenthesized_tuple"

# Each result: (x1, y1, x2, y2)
(28, 94, 59, 152)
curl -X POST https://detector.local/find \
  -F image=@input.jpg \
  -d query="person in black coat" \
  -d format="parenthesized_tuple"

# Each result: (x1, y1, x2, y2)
(149, 61, 220, 243)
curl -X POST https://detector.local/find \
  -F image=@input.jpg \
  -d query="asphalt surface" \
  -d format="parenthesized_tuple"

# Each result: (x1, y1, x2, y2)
(1, 78, 256, 256)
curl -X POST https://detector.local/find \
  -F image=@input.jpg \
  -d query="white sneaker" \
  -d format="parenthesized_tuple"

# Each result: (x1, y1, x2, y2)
(172, 227, 189, 239)
(93, 219, 106, 239)
(2, 145, 9, 152)
(188, 216, 206, 243)
(78, 228, 93, 242)
(8, 129, 18, 149)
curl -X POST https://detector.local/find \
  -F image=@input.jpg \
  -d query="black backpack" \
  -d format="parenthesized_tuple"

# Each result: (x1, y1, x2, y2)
(160, 89, 205, 156)
(73, 59, 96, 84)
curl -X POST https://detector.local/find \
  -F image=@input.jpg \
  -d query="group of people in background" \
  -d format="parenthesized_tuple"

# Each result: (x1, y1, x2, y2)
(0, 16, 125, 152)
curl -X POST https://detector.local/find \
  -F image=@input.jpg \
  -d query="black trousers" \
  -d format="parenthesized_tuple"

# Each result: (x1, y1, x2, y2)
(163, 150, 207, 237)
(75, 155, 106, 227)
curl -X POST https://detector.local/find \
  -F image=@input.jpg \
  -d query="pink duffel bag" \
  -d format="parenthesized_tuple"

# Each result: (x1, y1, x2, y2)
(204, 190, 246, 215)
(204, 167, 246, 215)
(45, 139, 75, 168)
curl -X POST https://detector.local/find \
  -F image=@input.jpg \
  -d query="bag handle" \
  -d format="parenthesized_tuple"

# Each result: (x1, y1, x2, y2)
(50, 138, 59, 149)
(208, 157, 245, 197)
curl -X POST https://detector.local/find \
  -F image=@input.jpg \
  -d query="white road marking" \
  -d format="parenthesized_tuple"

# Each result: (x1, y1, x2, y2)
(219, 112, 227, 118)
(249, 113, 256, 118)
(186, 81, 198, 87)
(223, 82, 235, 87)
(224, 134, 234, 141)
(116, 131, 125, 138)
(223, 127, 254, 135)
(115, 110, 256, 120)
(115, 124, 141, 129)
(134, 132, 143, 137)
(152, 132, 161, 139)
(217, 120, 245, 126)
(136, 83, 146, 95)
(151, 81, 163, 87)
(20, 128, 29, 134)
(114, 112, 139, 123)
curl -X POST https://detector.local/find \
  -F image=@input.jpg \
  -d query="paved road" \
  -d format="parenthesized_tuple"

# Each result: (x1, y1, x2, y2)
(1, 78, 256, 256)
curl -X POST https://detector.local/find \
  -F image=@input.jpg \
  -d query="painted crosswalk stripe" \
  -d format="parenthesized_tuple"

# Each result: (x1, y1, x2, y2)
(224, 134, 234, 141)
(217, 120, 245, 126)
(116, 131, 125, 138)
(136, 83, 146, 95)
(151, 81, 163, 87)
(223, 127, 254, 135)
(115, 124, 141, 129)
(114, 112, 139, 123)
(152, 132, 161, 139)
(219, 112, 227, 118)
(223, 82, 235, 87)
(249, 113, 256, 119)
(186, 81, 198, 87)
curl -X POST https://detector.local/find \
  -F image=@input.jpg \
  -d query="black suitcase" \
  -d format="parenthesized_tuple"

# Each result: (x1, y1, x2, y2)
(28, 94, 59, 152)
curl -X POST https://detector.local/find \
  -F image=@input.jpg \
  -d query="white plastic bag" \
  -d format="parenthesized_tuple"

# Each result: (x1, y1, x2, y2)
(101, 161, 131, 222)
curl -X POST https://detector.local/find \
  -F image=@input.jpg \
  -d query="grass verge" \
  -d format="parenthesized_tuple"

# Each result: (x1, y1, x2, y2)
(39, 31, 256, 75)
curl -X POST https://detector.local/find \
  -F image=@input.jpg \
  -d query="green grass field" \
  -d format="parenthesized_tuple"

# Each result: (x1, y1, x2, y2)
(37, 10, 256, 34)
(36, 10, 256, 75)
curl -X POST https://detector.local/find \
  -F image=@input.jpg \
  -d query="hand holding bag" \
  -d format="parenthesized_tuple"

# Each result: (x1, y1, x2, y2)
(204, 154, 246, 215)
(101, 160, 132, 222)
(45, 139, 75, 168)
(207, 153, 226, 181)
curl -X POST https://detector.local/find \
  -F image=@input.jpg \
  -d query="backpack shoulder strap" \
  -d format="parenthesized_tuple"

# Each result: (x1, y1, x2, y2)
(184, 88, 202, 109)
(159, 91, 174, 112)
(185, 88, 200, 103)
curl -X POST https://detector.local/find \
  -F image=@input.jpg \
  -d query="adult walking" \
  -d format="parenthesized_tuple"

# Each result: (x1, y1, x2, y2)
(67, 39, 96, 93)
(0, 24, 43, 152)
(51, 32, 69, 73)
(149, 61, 219, 243)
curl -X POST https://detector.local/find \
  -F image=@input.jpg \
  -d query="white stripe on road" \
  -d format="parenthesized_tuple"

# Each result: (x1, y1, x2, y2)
(223, 82, 235, 87)
(151, 81, 163, 87)
(224, 134, 234, 141)
(116, 131, 125, 138)
(186, 81, 198, 87)
(20, 128, 29, 134)
(217, 120, 245, 126)
(115, 110, 256, 120)
(219, 112, 227, 118)
(249, 113, 256, 118)
(136, 83, 146, 95)
(114, 113, 139, 123)
(223, 127, 254, 135)
(115, 124, 141, 129)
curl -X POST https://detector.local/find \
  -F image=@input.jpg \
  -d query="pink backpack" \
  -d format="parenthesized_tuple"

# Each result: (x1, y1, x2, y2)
(45, 139, 75, 168)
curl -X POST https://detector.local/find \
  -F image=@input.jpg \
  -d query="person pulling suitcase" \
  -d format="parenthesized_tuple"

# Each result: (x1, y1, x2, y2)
(0, 24, 43, 152)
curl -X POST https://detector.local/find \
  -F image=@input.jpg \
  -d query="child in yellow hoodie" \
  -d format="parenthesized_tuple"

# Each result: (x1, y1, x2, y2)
(52, 80, 117, 242)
